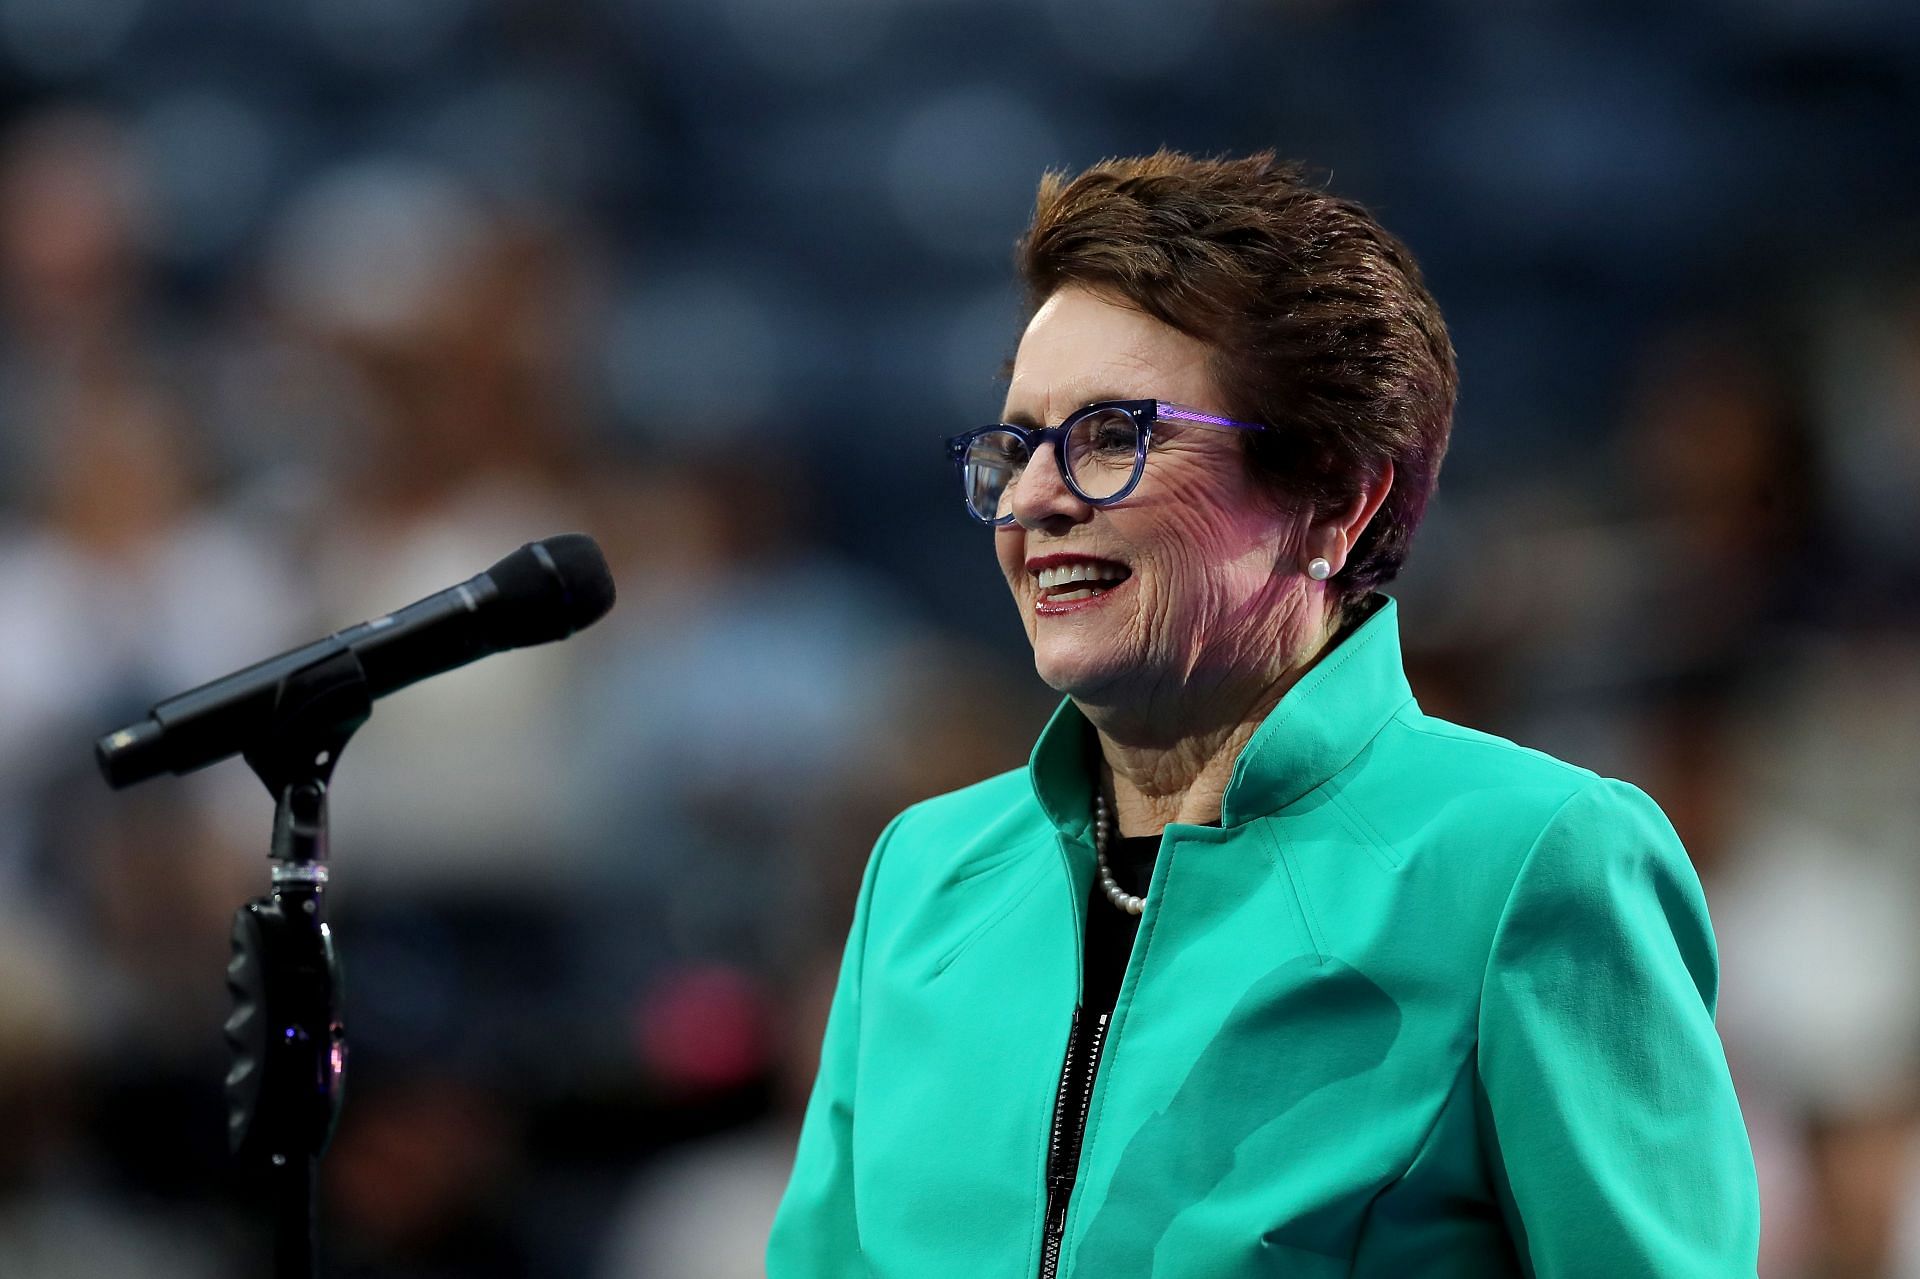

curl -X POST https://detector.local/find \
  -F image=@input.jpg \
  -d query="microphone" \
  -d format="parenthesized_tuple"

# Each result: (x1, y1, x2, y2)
(96, 533, 616, 789)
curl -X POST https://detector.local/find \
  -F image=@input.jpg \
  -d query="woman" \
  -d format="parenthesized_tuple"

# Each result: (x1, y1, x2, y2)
(769, 152, 1759, 1278)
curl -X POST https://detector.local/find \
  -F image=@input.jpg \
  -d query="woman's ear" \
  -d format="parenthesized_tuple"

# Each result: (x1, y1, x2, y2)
(1304, 460, 1394, 576)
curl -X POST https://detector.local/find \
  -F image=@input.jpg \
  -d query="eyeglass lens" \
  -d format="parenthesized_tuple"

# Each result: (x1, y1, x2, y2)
(962, 408, 1141, 521)
(963, 429, 1025, 521)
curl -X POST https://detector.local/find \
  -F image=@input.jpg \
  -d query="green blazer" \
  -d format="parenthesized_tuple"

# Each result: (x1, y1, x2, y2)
(769, 595, 1760, 1278)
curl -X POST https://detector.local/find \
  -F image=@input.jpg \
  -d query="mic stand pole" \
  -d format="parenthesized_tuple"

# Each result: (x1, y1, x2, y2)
(225, 649, 371, 1279)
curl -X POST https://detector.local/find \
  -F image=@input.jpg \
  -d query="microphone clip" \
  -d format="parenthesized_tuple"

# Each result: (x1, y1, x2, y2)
(240, 646, 373, 799)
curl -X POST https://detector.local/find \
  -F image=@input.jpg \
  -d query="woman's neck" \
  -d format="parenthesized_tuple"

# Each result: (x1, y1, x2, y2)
(1095, 700, 1276, 835)
(1088, 602, 1355, 836)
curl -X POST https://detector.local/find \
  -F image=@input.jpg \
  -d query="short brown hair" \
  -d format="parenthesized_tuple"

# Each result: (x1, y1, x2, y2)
(1016, 150, 1457, 618)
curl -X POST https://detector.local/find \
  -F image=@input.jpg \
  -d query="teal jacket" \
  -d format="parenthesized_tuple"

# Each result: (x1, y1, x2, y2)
(769, 595, 1760, 1278)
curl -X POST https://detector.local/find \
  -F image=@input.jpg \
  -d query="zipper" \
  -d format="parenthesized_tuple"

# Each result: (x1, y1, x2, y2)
(1038, 1008, 1079, 1279)
(1038, 1008, 1110, 1279)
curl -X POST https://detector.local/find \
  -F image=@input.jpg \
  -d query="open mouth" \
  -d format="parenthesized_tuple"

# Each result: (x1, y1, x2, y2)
(1034, 560, 1131, 604)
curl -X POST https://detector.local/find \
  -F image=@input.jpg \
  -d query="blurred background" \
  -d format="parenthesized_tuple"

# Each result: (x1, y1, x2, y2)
(0, 0, 1915, 1275)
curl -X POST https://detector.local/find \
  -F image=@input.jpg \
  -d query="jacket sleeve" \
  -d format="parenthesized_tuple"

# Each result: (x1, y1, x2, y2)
(1475, 777, 1760, 1278)
(766, 811, 903, 1279)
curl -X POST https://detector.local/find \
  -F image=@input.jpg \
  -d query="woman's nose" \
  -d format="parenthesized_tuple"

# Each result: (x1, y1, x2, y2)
(1008, 441, 1094, 530)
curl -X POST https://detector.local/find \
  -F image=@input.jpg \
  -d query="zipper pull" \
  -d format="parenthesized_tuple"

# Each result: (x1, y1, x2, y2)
(1045, 1176, 1070, 1232)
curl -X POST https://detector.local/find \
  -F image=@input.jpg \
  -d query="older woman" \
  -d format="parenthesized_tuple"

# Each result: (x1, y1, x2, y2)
(768, 152, 1759, 1278)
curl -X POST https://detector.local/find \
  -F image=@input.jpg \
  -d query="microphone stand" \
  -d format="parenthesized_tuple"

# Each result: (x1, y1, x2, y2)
(224, 648, 371, 1279)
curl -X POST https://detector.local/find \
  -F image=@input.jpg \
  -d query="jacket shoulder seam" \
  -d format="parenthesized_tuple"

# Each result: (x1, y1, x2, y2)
(1327, 788, 1403, 870)
(1387, 711, 1598, 783)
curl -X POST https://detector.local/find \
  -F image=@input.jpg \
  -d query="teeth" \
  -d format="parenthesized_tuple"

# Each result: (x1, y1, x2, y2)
(1036, 562, 1127, 589)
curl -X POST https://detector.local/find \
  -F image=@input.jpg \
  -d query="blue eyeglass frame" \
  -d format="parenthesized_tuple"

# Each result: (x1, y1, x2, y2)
(944, 398, 1268, 526)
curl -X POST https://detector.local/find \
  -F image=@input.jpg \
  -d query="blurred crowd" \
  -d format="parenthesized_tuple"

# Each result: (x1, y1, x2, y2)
(0, 1, 1915, 1276)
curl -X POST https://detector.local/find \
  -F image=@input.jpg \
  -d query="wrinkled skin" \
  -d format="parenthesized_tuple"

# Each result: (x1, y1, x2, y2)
(995, 286, 1390, 831)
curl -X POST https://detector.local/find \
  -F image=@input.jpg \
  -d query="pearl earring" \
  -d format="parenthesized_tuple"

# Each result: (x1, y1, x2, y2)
(1306, 557, 1332, 581)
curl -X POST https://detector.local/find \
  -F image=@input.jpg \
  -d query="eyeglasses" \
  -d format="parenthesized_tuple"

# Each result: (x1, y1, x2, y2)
(944, 398, 1269, 526)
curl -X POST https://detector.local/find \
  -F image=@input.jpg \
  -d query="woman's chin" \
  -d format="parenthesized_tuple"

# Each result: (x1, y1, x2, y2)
(1031, 641, 1129, 700)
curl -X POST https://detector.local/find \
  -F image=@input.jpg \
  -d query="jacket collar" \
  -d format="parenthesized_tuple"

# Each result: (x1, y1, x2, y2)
(1028, 593, 1414, 835)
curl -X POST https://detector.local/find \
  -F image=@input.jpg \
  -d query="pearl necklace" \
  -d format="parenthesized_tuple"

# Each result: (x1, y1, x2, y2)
(1092, 794, 1144, 916)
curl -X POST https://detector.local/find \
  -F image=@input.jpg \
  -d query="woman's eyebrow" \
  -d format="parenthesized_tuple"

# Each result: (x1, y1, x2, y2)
(1000, 390, 1130, 428)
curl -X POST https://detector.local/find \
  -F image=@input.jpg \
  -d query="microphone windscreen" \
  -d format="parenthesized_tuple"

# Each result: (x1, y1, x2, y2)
(483, 534, 617, 649)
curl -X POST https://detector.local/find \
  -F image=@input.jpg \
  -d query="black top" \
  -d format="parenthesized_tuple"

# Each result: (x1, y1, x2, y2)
(1081, 832, 1160, 1019)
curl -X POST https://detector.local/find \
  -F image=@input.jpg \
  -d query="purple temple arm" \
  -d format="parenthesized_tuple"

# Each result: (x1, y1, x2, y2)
(1155, 402, 1266, 431)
